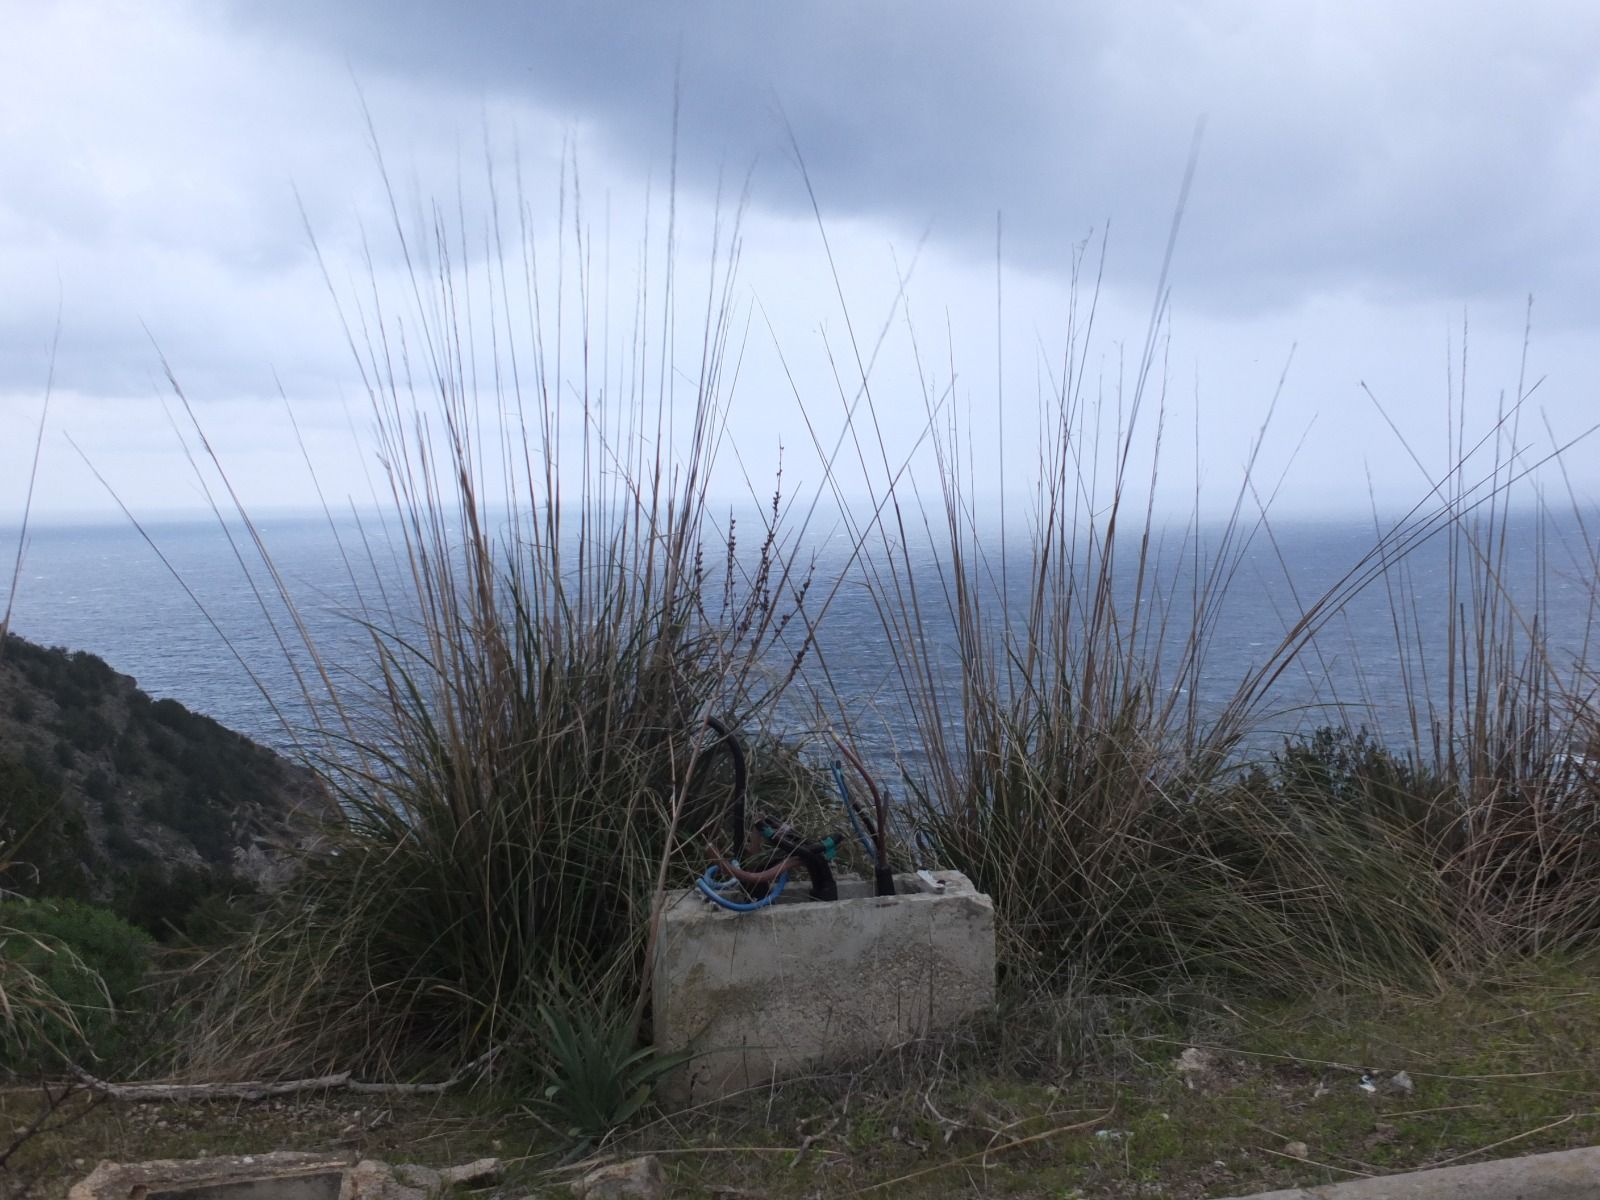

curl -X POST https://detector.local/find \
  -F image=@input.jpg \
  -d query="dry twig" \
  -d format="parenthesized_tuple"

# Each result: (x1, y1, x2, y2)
(848, 1108, 1113, 1195)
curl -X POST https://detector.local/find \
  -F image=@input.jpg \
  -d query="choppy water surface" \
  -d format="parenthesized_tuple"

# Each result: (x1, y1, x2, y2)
(3, 508, 1596, 770)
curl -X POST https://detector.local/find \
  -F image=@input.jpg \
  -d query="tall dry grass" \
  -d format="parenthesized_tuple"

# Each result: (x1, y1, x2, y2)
(788, 191, 1600, 1001)
(179, 155, 818, 1080)
(0, 321, 54, 651)
(1, 332, 82, 1071)
(1359, 334, 1600, 966)
(124, 132, 1600, 1094)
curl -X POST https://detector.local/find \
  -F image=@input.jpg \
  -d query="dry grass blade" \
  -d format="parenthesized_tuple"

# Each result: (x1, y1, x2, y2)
(1, 312, 57, 650)
(1423, 1112, 1588, 1170)
(1256, 1145, 1374, 1178)
(847, 1108, 1113, 1195)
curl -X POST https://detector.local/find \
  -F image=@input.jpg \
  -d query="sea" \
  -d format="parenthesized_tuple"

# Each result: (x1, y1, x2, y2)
(3, 507, 1597, 773)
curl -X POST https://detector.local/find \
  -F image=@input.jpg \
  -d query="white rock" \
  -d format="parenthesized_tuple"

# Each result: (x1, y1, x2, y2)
(1175, 1046, 1215, 1089)
(571, 1155, 667, 1200)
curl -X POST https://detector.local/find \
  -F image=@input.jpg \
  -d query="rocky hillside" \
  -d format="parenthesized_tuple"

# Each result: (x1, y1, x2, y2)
(0, 632, 334, 937)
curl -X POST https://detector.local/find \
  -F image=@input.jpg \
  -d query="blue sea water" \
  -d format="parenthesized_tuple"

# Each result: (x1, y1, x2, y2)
(2, 508, 1596, 768)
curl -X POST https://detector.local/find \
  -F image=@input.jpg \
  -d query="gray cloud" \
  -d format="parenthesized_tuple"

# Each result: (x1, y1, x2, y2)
(0, 1, 531, 399)
(224, 1, 1600, 320)
(5, 1, 1598, 522)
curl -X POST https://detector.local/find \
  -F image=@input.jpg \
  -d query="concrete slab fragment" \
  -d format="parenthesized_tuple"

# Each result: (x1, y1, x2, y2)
(68, 1153, 501, 1200)
(68, 1152, 356, 1200)
(1219, 1143, 1600, 1199)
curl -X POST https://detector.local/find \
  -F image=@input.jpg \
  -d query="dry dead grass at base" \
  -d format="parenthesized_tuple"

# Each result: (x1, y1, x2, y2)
(10, 958, 1600, 1199)
(618, 957, 1600, 1198)
(0, 1088, 538, 1200)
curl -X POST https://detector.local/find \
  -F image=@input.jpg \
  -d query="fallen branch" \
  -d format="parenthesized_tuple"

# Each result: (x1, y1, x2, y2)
(71, 1047, 498, 1104)
(73, 1069, 353, 1103)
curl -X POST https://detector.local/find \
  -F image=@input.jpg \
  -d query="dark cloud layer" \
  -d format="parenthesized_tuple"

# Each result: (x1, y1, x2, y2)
(227, 1, 1600, 319)
(5, 2, 1599, 519)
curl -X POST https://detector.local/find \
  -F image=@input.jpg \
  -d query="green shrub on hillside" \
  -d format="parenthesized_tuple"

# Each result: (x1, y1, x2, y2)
(114, 862, 257, 942)
(139, 782, 233, 865)
(0, 753, 91, 900)
(2, 636, 116, 716)
(84, 768, 113, 804)
(110, 731, 145, 777)
(0, 898, 151, 1069)
(1270, 728, 1450, 833)
(53, 700, 115, 753)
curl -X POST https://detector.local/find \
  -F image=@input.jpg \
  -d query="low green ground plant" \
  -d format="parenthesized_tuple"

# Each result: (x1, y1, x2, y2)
(524, 990, 693, 1150)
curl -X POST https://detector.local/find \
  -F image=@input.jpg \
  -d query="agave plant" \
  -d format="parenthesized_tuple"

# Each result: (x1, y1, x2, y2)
(526, 994, 692, 1149)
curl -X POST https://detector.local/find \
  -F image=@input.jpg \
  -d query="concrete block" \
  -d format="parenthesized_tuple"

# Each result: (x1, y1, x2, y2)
(68, 1152, 356, 1200)
(67, 1154, 501, 1200)
(1217, 1143, 1600, 1199)
(653, 870, 995, 1103)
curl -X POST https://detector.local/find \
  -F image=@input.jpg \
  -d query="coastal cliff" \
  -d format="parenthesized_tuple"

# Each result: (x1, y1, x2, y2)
(0, 632, 333, 934)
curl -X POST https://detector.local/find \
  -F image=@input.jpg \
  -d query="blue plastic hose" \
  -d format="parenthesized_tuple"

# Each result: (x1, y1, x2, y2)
(832, 759, 878, 858)
(695, 863, 789, 912)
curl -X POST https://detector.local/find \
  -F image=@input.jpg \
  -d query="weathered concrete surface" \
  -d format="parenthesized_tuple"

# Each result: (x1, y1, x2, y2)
(568, 1154, 666, 1198)
(1220, 1143, 1600, 1199)
(653, 870, 995, 1103)
(67, 1153, 499, 1200)
(68, 1152, 355, 1200)
(342, 1156, 500, 1200)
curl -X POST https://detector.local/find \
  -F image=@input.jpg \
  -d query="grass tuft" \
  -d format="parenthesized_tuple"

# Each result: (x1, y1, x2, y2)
(179, 153, 816, 1084)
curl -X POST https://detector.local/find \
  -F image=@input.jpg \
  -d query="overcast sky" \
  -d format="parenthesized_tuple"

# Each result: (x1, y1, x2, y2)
(3, 0, 1598, 523)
